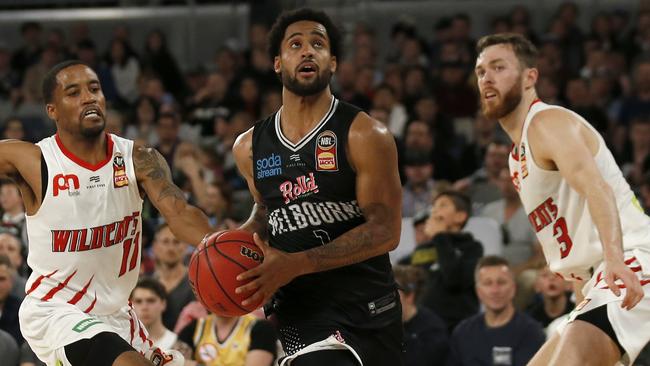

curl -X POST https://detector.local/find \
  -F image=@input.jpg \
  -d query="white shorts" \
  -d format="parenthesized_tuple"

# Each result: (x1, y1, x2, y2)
(19, 296, 152, 366)
(567, 248, 650, 365)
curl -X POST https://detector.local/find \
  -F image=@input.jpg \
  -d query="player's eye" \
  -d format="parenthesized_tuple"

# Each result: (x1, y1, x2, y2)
(290, 41, 301, 49)
(313, 40, 323, 48)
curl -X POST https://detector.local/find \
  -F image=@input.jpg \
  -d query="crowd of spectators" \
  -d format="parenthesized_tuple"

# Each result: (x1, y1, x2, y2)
(2, 1, 650, 365)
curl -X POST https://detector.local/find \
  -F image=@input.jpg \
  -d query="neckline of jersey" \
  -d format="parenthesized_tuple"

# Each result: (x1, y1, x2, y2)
(274, 96, 338, 152)
(55, 133, 114, 171)
(511, 98, 542, 161)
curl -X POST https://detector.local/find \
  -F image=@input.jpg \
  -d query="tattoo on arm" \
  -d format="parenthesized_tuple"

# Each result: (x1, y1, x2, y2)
(134, 147, 185, 204)
(305, 203, 395, 271)
(242, 203, 269, 239)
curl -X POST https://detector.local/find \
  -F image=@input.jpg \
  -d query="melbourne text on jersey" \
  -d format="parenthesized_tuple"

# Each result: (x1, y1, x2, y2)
(268, 200, 363, 235)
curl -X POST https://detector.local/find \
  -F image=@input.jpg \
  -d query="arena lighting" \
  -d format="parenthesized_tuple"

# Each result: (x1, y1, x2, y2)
(0, 4, 247, 22)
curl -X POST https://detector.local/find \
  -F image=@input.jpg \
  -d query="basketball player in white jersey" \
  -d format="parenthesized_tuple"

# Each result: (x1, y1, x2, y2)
(475, 34, 650, 366)
(0, 61, 214, 365)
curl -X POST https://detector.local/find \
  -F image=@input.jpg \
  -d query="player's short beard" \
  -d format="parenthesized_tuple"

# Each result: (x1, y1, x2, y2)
(282, 67, 332, 97)
(79, 119, 106, 138)
(481, 77, 523, 120)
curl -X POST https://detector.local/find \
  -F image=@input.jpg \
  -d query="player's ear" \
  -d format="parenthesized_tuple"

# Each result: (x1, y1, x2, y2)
(274, 56, 281, 74)
(524, 67, 538, 91)
(46, 103, 57, 122)
(330, 56, 337, 74)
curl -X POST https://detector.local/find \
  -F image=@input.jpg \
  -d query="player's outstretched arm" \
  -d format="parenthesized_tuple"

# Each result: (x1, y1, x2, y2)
(529, 109, 643, 310)
(232, 128, 268, 238)
(133, 143, 213, 246)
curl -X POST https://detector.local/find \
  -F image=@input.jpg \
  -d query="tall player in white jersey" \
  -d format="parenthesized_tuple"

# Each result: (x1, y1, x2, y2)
(475, 34, 650, 366)
(0, 61, 214, 366)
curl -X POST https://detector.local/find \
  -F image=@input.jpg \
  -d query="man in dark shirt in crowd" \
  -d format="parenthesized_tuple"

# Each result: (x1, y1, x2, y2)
(394, 264, 448, 366)
(0, 254, 21, 345)
(447, 256, 545, 366)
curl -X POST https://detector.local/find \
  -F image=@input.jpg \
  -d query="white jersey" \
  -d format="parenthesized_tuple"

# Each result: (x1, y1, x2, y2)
(509, 101, 650, 280)
(25, 133, 143, 315)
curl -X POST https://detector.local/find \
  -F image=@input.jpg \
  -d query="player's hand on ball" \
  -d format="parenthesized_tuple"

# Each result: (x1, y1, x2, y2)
(604, 259, 644, 310)
(235, 233, 303, 307)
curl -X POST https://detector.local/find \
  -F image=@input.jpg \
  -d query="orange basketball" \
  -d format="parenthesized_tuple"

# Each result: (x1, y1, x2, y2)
(188, 230, 264, 317)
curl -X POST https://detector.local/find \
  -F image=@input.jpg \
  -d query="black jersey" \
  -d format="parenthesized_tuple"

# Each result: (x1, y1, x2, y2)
(252, 97, 399, 328)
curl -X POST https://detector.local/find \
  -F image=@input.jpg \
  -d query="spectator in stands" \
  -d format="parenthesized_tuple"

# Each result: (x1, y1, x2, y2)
(177, 311, 277, 366)
(0, 328, 18, 366)
(418, 191, 483, 332)
(0, 180, 27, 247)
(0, 232, 26, 299)
(150, 223, 195, 331)
(0, 254, 22, 345)
(333, 61, 371, 111)
(108, 38, 140, 104)
(0, 44, 19, 103)
(622, 117, 650, 187)
(458, 113, 500, 179)
(402, 119, 456, 181)
(1, 118, 26, 141)
(526, 266, 574, 329)
(373, 83, 408, 138)
(155, 111, 182, 168)
(130, 278, 189, 351)
(126, 96, 159, 146)
(21, 46, 59, 103)
(11, 22, 42, 82)
(565, 77, 609, 134)
(141, 29, 188, 103)
(105, 108, 125, 136)
(481, 168, 544, 308)
(454, 140, 509, 211)
(394, 265, 449, 366)
(618, 59, 650, 127)
(402, 149, 435, 218)
(75, 39, 118, 104)
(447, 256, 545, 366)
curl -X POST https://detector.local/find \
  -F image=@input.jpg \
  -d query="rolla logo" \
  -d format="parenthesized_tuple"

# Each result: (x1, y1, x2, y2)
(53, 174, 80, 197)
(240, 246, 264, 263)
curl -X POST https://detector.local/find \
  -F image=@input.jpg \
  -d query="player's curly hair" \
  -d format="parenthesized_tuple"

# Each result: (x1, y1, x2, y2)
(267, 8, 342, 61)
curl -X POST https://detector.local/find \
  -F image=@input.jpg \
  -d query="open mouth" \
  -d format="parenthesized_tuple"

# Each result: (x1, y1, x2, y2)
(484, 90, 498, 101)
(81, 107, 103, 121)
(298, 62, 317, 77)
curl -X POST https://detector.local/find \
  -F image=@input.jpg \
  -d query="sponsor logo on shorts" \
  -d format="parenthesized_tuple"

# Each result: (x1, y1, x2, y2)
(72, 318, 102, 333)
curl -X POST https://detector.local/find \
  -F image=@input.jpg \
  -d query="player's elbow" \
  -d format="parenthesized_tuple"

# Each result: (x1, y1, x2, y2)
(382, 220, 402, 252)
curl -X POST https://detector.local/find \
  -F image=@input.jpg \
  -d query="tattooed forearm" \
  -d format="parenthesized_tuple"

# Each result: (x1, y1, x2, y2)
(134, 146, 185, 205)
(304, 203, 397, 272)
(240, 203, 269, 239)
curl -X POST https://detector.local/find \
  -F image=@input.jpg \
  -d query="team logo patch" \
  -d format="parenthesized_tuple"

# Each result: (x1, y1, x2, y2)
(198, 343, 218, 362)
(315, 130, 338, 171)
(113, 153, 128, 188)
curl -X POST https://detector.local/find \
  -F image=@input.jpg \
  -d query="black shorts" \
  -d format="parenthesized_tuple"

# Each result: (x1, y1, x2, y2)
(276, 317, 404, 366)
(64, 331, 135, 366)
(575, 305, 625, 355)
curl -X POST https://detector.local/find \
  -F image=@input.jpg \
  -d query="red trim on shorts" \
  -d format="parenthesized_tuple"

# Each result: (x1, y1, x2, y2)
(67, 275, 94, 305)
(26, 269, 58, 296)
(55, 133, 114, 171)
(630, 266, 642, 273)
(83, 293, 97, 313)
(41, 270, 77, 301)
(600, 279, 650, 290)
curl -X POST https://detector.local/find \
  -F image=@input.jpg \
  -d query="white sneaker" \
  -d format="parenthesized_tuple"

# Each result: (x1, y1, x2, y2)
(145, 347, 185, 366)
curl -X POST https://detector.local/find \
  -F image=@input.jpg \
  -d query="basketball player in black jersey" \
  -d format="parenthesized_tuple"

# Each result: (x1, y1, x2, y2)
(232, 8, 404, 366)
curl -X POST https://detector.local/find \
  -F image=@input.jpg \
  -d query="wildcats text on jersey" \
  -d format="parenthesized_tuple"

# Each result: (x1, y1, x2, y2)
(51, 211, 140, 252)
(268, 200, 363, 235)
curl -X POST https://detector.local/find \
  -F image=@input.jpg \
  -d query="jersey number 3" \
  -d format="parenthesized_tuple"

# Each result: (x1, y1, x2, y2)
(552, 217, 573, 259)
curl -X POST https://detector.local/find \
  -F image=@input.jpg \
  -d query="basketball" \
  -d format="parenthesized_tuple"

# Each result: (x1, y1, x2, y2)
(188, 230, 265, 317)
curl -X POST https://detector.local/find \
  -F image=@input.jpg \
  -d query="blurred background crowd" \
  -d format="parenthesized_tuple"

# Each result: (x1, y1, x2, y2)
(2, 0, 650, 365)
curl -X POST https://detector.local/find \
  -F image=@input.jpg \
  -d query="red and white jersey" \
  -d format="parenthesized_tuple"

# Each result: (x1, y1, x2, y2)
(25, 133, 143, 315)
(509, 101, 650, 280)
